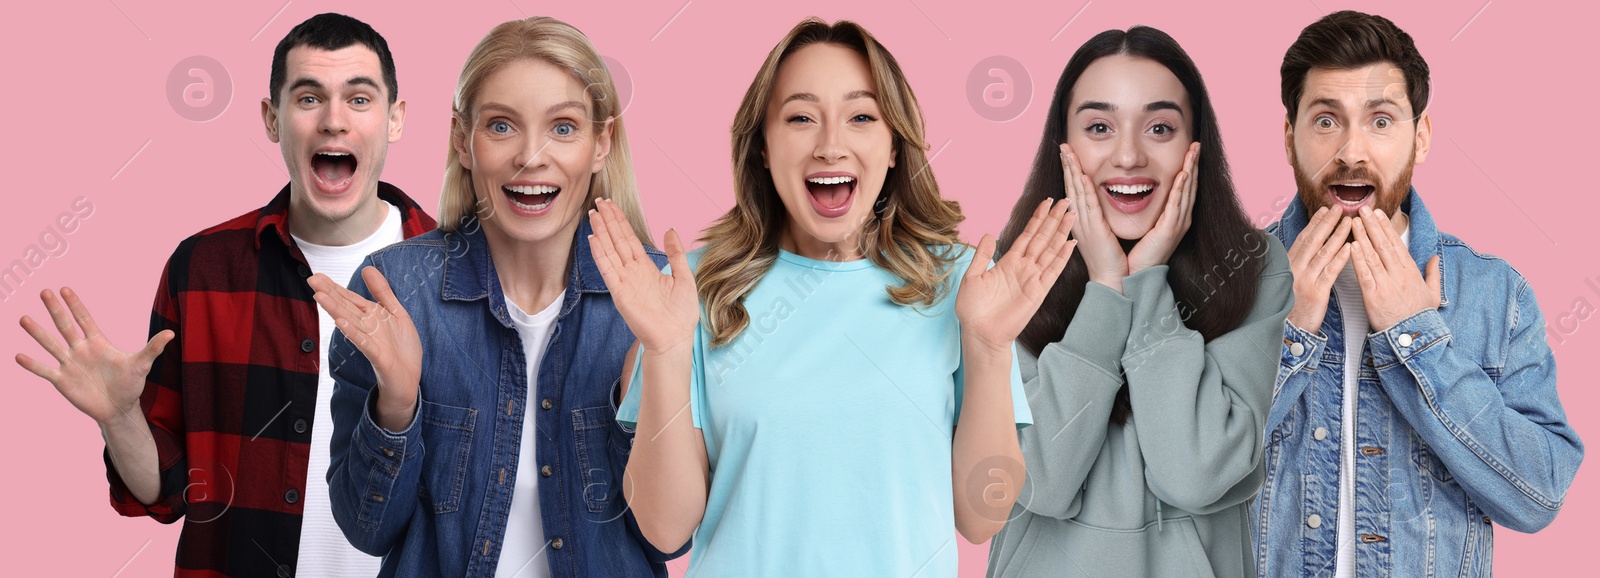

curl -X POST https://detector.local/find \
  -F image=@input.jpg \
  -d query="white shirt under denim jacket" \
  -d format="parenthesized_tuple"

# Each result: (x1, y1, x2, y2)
(1250, 188, 1584, 577)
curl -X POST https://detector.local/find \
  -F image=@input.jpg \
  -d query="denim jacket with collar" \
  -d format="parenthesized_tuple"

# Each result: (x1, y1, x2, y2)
(1249, 189, 1583, 577)
(326, 216, 685, 577)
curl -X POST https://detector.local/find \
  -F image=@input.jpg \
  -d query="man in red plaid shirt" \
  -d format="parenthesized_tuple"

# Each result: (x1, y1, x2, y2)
(15, 13, 436, 577)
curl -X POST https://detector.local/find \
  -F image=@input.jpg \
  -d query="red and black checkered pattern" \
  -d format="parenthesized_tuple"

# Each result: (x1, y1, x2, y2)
(105, 183, 435, 577)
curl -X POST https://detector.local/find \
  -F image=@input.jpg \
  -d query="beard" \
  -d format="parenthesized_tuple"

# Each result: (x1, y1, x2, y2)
(1291, 147, 1414, 220)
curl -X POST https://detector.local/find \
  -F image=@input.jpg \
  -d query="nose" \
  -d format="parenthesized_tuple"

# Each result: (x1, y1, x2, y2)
(1109, 132, 1145, 170)
(1335, 127, 1370, 168)
(813, 121, 847, 164)
(516, 135, 552, 174)
(319, 101, 348, 136)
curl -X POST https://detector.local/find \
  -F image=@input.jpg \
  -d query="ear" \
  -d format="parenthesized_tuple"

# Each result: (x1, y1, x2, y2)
(451, 115, 473, 172)
(1412, 110, 1432, 165)
(761, 146, 768, 169)
(592, 116, 614, 175)
(1283, 118, 1294, 167)
(387, 99, 407, 144)
(888, 143, 897, 169)
(261, 98, 280, 143)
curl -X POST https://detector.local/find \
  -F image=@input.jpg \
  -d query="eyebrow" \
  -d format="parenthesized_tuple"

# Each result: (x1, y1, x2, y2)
(477, 100, 589, 118)
(287, 76, 383, 94)
(779, 90, 877, 106)
(1305, 96, 1401, 112)
(1073, 100, 1185, 115)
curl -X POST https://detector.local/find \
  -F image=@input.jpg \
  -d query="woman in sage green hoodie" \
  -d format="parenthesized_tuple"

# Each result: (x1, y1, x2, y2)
(986, 26, 1292, 578)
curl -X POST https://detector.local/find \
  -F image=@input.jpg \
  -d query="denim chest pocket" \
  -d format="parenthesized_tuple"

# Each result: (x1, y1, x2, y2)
(1410, 430, 1454, 484)
(572, 405, 620, 513)
(417, 400, 477, 514)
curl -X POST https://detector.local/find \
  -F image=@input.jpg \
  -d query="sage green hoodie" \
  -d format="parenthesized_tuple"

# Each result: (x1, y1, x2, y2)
(987, 233, 1292, 578)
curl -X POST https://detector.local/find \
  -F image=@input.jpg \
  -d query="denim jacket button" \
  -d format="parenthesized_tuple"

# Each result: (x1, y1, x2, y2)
(1313, 427, 1328, 441)
(551, 537, 564, 550)
(541, 398, 553, 410)
(382, 447, 395, 458)
(1397, 333, 1414, 347)
(540, 465, 553, 478)
(1307, 514, 1322, 529)
(1290, 342, 1305, 356)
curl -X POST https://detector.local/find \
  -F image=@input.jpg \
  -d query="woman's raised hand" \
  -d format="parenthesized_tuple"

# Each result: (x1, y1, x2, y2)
(587, 198, 699, 355)
(1061, 143, 1128, 290)
(308, 267, 421, 430)
(1127, 142, 1199, 274)
(956, 197, 1076, 355)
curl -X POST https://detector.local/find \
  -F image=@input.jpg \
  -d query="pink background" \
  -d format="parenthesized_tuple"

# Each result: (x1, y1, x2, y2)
(2, 0, 1593, 575)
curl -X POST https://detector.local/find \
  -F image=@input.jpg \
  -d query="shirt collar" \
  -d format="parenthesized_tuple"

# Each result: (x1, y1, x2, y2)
(441, 216, 606, 326)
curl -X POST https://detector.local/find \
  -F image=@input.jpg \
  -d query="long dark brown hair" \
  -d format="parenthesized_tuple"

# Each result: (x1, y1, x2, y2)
(999, 26, 1266, 425)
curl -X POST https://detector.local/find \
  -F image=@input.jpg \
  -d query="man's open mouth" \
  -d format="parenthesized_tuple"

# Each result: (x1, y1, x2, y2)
(1329, 182, 1375, 207)
(311, 151, 357, 192)
(504, 184, 560, 214)
(805, 174, 856, 219)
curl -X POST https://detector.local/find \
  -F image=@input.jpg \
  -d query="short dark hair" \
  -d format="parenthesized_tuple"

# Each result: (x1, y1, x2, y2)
(269, 13, 397, 106)
(1280, 10, 1429, 122)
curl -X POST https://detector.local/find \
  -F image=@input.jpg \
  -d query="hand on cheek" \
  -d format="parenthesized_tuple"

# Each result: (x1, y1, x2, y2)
(1060, 143, 1127, 292)
(1128, 142, 1199, 274)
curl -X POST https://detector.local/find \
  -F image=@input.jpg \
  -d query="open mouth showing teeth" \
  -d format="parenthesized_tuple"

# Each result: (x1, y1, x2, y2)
(311, 151, 357, 186)
(805, 175, 856, 211)
(1104, 183, 1154, 200)
(1330, 183, 1374, 205)
(503, 184, 560, 212)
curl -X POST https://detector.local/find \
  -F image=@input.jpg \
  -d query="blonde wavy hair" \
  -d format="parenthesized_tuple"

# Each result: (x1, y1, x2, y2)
(697, 18, 966, 347)
(438, 16, 652, 245)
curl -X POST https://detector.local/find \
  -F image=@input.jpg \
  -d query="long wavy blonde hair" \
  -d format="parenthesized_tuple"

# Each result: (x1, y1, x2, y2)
(697, 18, 965, 347)
(438, 16, 652, 245)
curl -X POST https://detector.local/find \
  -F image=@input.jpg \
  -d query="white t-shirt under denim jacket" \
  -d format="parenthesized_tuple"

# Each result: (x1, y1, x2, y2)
(1253, 192, 1582, 578)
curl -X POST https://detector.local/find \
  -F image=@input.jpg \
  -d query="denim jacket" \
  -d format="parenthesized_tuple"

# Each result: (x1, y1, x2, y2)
(1250, 189, 1583, 577)
(326, 216, 685, 577)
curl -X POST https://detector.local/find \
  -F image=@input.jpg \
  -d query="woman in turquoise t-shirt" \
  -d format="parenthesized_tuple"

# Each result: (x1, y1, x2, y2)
(587, 18, 1076, 577)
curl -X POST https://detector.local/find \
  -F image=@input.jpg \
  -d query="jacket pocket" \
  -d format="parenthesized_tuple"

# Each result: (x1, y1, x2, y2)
(418, 400, 477, 514)
(1410, 430, 1454, 484)
(572, 405, 618, 513)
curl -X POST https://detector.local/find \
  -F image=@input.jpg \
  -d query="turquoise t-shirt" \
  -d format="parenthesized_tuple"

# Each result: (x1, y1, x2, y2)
(617, 244, 1031, 577)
